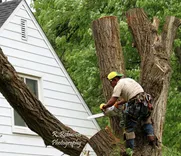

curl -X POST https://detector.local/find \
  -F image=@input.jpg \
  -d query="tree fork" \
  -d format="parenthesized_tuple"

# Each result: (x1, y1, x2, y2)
(89, 128, 122, 156)
(0, 48, 88, 156)
(126, 8, 181, 155)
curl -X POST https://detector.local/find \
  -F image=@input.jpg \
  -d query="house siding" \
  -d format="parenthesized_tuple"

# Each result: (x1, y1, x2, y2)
(0, 1, 99, 155)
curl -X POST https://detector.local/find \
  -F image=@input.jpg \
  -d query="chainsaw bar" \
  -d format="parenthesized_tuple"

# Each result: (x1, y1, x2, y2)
(87, 113, 104, 119)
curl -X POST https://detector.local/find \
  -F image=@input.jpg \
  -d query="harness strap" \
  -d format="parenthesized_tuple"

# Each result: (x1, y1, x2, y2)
(126, 92, 153, 120)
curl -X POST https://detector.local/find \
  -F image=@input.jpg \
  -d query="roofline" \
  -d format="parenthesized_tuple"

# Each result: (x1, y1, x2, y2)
(0, 0, 23, 34)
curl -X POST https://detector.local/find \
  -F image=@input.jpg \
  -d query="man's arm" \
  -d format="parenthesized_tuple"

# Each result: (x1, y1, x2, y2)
(116, 97, 127, 106)
(103, 97, 118, 109)
(103, 97, 127, 109)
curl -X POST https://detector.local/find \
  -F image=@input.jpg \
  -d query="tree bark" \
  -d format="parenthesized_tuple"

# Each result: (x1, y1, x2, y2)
(92, 16, 125, 137)
(89, 127, 121, 156)
(0, 48, 88, 156)
(126, 8, 181, 156)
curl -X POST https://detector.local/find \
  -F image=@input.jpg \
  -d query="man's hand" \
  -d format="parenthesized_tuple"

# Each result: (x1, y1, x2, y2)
(114, 101, 126, 110)
(99, 103, 106, 110)
(113, 102, 119, 108)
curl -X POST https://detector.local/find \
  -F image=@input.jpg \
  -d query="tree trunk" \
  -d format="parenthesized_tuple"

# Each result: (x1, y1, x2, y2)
(0, 48, 88, 156)
(92, 16, 125, 137)
(89, 127, 121, 156)
(126, 8, 181, 156)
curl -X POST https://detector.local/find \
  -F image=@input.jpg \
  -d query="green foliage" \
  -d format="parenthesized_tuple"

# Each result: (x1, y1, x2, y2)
(63, 47, 105, 114)
(126, 69, 140, 81)
(163, 145, 181, 156)
(163, 54, 181, 152)
(164, 88, 181, 150)
(126, 148, 133, 156)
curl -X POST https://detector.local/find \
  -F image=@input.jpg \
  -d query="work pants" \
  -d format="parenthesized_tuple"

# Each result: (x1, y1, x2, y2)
(125, 114, 154, 149)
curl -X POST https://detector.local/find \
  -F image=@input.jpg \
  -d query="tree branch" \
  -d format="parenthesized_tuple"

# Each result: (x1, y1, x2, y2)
(161, 16, 181, 57)
(0, 48, 88, 156)
(89, 128, 123, 156)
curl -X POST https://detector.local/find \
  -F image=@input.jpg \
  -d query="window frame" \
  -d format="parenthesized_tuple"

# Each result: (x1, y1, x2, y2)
(12, 74, 43, 135)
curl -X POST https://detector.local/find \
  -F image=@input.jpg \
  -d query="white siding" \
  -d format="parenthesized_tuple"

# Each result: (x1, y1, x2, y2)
(0, 1, 99, 156)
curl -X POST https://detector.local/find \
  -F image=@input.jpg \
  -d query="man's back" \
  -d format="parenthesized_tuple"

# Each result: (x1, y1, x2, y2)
(112, 78, 144, 101)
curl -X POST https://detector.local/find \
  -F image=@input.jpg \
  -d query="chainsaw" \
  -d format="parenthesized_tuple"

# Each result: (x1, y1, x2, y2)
(87, 104, 125, 120)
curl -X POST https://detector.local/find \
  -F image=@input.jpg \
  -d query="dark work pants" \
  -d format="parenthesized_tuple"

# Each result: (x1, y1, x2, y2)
(125, 114, 154, 149)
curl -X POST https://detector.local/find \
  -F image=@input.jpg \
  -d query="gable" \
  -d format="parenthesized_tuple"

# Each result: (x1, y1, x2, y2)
(0, 0, 99, 155)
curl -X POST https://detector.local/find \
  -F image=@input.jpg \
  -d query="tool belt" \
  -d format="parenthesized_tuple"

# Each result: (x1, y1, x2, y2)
(126, 92, 153, 120)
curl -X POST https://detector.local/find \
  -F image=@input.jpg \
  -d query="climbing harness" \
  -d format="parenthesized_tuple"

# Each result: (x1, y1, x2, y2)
(126, 92, 153, 120)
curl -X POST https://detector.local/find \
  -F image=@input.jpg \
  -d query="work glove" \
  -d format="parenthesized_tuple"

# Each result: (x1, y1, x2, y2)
(114, 102, 125, 110)
(113, 102, 119, 108)
(99, 103, 106, 110)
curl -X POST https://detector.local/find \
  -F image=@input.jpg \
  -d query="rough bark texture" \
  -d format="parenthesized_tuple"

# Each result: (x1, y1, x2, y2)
(126, 8, 181, 156)
(92, 16, 125, 137)
(89, 128, 121, 156)
(0, 48, 88, 156)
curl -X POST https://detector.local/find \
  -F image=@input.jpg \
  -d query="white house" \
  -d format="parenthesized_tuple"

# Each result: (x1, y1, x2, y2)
(0, 0, 100, 155)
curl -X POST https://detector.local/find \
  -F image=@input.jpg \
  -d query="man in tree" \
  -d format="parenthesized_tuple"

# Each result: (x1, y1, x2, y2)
(100, 71, 155, 154)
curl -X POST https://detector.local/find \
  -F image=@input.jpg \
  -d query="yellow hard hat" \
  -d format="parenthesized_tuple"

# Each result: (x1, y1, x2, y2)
(107, 71, 123, 80)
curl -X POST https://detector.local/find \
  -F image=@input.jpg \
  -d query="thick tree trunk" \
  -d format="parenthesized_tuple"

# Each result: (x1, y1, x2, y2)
(89, 128, 121, 156)
(92, 16, 125, 138)
(126, 8, 181, 156)
(0, 48, 88, 156)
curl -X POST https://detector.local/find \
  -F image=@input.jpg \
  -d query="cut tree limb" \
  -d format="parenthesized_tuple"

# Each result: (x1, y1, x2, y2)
(89, 127, 122, 156)
(0, 47, 121, 156)
(0, 48, 88, 156)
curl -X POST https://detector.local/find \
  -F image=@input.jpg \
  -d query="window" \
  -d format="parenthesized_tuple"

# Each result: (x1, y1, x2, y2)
(13, 75, 39, 129)
(21, 19, 27, 41)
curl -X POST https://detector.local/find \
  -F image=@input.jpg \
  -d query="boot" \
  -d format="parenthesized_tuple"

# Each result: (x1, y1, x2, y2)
(147, 135, 155, 146)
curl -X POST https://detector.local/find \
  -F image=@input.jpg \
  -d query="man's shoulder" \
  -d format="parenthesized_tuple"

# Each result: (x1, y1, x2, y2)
(118, 78, 140, 86)
(115, 78, 127, 87)
(119, 77, 133, 82)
